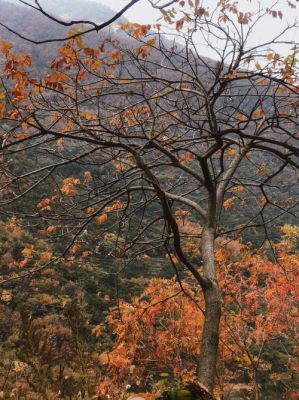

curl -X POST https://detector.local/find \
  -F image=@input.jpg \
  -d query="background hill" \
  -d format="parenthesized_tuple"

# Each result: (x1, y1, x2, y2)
(3, 0, 124, 23)
(0, 0, 127, 70)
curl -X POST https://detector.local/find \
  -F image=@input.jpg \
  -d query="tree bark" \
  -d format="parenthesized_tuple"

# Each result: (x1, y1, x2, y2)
(197, 227, 222, 394)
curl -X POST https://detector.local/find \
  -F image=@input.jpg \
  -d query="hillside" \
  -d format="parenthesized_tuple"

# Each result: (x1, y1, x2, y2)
(3, 0, 124, 24)
(0, 0, 127, 70)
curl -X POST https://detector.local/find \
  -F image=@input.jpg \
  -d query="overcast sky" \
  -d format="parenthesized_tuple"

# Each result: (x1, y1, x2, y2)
(97, 0, 160, 24)
(95, 0, 298, 58)
(96, 0, 298, 25)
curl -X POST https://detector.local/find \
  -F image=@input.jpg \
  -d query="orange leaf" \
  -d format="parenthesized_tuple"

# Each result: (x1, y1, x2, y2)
(105, 201, 124, 212)
(84, 171, 93, 182)
(16, 133, 30, 140)
(18, 259, 28, 268)
(92, 325, 103, 337)
(56, 138, 64, 148)
(77, 71, 87, 81)
(99, 352, 109, 365)
(61, 183, 76, 196)
(166, 253, 179, 264)
(232, 185, 246, 194)
(81, 112, 97, 120)
(41, 251, 54, 261)
(110, 50, 120, 61)
(71, 244, 80, 254)
(236, 112, 247, 121)
(146, 38, 156, 47)
(223, 197, 236, 210)
(37, 198, 51, 210)
(96, 213, 108, 224)
(21, 245, 34, 258)
(226, 148, 237, 158)
(1, 290, 12, 302)
(0, 103, 5, 118)
(46, 226, 56, 234)
(253, 108, 265, 118)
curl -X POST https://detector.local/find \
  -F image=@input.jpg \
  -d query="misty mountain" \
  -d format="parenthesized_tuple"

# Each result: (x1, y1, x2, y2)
(0, 0, 216, 76)
(0, 0, 127, 70)
(1, 0, 124, 24)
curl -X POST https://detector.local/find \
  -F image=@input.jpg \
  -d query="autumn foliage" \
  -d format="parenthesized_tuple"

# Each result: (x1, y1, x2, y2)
(97, 230, 298, 399)
(0, 0, 298, 399)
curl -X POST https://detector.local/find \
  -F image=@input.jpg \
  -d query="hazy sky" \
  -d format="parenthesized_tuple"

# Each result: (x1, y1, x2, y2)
(96, 0, 160, 24)
(95, 0, 298, 58)
(95, 0, 298, 25)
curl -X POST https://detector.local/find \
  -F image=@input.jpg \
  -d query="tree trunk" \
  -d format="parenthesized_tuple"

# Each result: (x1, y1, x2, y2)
(197, 283, 221, 393)
(197, 227, 222, 394)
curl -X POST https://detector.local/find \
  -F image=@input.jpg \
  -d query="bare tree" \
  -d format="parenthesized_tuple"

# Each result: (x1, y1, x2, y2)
(0, 1, 298, 395)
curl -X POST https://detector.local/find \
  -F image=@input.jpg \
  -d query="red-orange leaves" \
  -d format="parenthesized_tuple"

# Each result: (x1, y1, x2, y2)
(67, 27, 84, 48)
(96, 213, 108, 225)
(165, 253, 180, 264)
(44, 71, 68, 91)
(37, 198, 52, 211)
(179, 151, 195, 164)
(81, 111, 97, 120)
(86, 207, 95, 215)
(46, 226, 56, 234)
(146, 38, 156, 48)
(136, 37, 156, 59)
(226, 148, 237, 158)
(0, 39, 13, 55)
(61, 183, 76, 197)
(54, 45, 79, 68)
(136, 46, 151, 59)
(121, 23, 151, 39)
(0, 43, 32, 106)
(41, 251, 54, 262)
(175, 209, 191, 220)
(223, 196, 236, 210)
(0, 103, 5, 119)
(98, 237, 298, 398)
(110, 50, 121, 62)
(104, 201, 124, 213)
(253, 108, 265, 118)
(236, 112, 248, 122)
(1, 290, 13, 302)
(71, 244, 80, 254)
(83, 47, 100, 58)
(21, 245, 35, 259)
(133, 24, 151, 39)
(60, 177, 80, 197)
(77, 70, 87, 81)
(97, 278, 204, 398)
(83, 171, 93, 182)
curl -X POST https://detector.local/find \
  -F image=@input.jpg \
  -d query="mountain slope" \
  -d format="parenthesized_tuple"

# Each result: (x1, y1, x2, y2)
(2, 0, 123, 24)
(0, 0, 126, 70)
